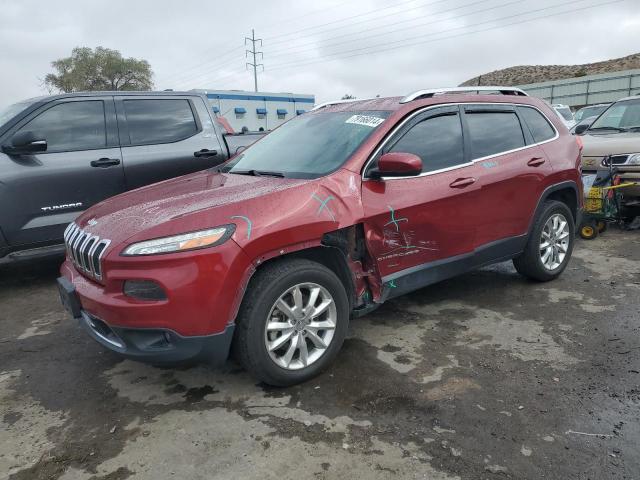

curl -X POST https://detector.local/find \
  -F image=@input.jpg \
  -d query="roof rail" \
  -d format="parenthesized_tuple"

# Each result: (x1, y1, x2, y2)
(311, 97, 374, 111)
(400, 86, 528, 104)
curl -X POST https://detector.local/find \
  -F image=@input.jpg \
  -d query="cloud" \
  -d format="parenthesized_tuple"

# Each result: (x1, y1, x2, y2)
(0, 0, 638, 108)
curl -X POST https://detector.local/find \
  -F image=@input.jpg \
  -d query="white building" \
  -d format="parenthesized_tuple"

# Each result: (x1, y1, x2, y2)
(193, 90, 315, 132)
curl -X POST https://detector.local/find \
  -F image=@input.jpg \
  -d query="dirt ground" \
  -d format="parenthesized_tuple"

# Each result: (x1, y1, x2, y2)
(1, 230, 639, 480)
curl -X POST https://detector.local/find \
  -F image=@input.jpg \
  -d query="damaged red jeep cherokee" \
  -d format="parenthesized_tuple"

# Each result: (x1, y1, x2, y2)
(58, 87, 583, 386)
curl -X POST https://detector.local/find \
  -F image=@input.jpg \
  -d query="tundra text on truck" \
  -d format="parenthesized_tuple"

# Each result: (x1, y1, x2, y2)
(58, 87, 583, 386)
(0, 91, 263, 263)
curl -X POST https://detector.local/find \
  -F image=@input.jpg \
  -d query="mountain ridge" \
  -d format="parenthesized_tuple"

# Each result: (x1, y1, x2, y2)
(459, 52, 640, 87)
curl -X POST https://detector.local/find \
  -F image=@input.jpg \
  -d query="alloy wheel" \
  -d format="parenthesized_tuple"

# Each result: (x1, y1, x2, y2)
(540, 213, 570, 270)
(264, 283, 337, 370)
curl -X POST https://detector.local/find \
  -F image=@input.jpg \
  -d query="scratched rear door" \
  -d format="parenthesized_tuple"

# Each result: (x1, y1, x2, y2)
(361, 105, 482, 279)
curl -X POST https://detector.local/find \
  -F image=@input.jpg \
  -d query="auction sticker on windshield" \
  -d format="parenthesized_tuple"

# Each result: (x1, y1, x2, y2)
(345, 114, 386, 128)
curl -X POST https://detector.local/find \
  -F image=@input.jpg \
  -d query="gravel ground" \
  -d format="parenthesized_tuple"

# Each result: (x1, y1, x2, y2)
(1, 230, 639, 480)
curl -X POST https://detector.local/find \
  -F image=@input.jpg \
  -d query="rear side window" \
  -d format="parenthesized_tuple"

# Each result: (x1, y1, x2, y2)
(519, 106, 556, 143)
(17, 101, 106, 152)
(388, 113, 465, 173)
(465, 111, 525, 159)
(123, 99, 198, 145)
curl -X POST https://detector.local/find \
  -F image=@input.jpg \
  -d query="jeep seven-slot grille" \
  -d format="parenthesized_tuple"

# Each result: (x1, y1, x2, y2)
(63, 223, 111, 280)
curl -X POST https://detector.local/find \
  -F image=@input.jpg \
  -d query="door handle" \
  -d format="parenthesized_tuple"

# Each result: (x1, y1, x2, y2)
(90, 158, 121, 168)
(194, 149, 218, 158)
(449, 177, 476, 188)
(527, 157, 546, 167)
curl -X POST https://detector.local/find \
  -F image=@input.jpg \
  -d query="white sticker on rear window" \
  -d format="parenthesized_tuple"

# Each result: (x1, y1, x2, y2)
(345, 115, 385, 128)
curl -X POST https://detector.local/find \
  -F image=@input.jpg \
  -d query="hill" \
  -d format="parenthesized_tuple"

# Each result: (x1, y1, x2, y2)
(459, 52, 640, 87)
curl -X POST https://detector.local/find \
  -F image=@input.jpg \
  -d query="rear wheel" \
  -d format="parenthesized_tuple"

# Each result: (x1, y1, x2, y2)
(233, 259, 349, 386)
(514, 200, 575, 281)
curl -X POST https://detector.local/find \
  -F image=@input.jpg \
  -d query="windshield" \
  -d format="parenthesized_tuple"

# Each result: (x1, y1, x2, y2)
(0, 100, 36, 127)
(575, 105, 607, 123)
(589, 99, 640, 132)
(222, 110, 390, 179)
(555, 107, 574, 121)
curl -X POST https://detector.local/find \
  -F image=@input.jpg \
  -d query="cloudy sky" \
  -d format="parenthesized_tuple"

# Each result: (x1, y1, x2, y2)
(0, 0, 638, 108)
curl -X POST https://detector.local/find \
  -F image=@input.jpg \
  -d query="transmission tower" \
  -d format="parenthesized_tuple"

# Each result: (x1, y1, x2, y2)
(245, 29, 263, 92)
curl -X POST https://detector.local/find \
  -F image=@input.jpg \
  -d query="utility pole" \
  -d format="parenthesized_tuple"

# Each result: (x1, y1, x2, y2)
(245, 29, 263, 92)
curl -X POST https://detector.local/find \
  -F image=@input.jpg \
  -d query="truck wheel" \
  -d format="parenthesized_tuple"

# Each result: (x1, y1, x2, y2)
(233, 259, 349, 386)
(513, 200, 575, 282)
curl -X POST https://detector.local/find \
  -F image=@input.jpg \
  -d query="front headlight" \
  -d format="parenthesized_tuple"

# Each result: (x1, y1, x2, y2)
(626, 153, 640, 165)
(122, 225, 235, 256)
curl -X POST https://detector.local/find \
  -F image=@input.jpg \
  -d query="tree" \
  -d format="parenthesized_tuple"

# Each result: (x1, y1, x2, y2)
(44, 47, 153, 93)
(341, 94, 356, 100)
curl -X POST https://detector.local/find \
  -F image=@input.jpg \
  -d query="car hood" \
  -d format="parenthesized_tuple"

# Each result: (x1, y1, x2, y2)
(581, 132, 640, 157)
(75, 170, 310, 245)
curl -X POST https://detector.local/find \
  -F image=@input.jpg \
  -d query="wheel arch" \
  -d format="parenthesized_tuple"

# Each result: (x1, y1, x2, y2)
(230, 226, 376, 328)
(528, 181, 581, 235)
(256, 245, 357, 310)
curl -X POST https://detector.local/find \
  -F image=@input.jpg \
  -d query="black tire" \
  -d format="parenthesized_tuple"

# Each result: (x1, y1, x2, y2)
(596, 220, 608, 233)
(232, 258, 349, 386)
(513, 200, 575, 282)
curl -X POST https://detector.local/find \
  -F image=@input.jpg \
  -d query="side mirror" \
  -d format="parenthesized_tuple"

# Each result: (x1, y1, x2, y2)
(574, 123, 589, 135)
(370, 152, 422, 179)
(2, 131, 47, 155)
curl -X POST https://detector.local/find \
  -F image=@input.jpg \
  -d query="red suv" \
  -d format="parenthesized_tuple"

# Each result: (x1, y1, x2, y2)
(58, 87, 583, 386)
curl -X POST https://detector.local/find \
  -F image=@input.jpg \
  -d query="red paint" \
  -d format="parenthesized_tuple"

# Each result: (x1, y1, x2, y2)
(60, 93, 581, 340)
(377, 152, 422, 175)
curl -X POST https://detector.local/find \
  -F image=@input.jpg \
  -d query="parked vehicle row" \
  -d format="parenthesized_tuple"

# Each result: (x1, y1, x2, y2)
(552, 103, 576, 129)
(0, 91, 264, 263)
(574, 103, 610, 123)
(57, 86, 583, 386)
(578, 95, 640, 206)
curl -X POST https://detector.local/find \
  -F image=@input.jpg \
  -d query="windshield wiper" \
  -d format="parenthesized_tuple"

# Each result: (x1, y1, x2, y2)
(625, 126, 640, 132)
(588, 126, 628, 133)
(231, 169, 285, 178)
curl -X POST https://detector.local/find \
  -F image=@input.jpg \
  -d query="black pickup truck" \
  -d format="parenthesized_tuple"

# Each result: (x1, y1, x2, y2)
(0, 91, 264, 262)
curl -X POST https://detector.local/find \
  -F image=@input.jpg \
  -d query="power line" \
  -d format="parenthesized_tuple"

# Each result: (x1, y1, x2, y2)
(265, 0, 494, 57)
(183, 0, 563, 90)
(158, 1, 358, 87)
(163, 0, 627, 92)
(266, 0, 520, 60)
(163, 0, 471, 89)
(172, 64, 248, 91)
(258, 0, 355, 33)
(164, 0, 439, 83)
(265, 0, 623, 71)
(245, 29, 264, 92)
(160, 45, 245, 86)
(264, 0, 451, 45)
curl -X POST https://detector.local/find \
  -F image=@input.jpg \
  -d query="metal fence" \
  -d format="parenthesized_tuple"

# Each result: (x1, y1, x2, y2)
(518, 69, 640, 107)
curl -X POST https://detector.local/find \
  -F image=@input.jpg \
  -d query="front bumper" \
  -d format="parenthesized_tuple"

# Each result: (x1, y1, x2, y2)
(57, 276, 234, 364)
(58, 238, 252, 336)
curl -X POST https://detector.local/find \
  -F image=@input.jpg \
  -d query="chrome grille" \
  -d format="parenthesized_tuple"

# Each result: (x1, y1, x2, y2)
(63, 223, 111, 280)
(602, 155, 629, 166)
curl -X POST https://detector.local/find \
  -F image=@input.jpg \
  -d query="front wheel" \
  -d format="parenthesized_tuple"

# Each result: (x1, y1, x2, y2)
(514, 200, 575, 282)
(233, 259, 349, 386)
